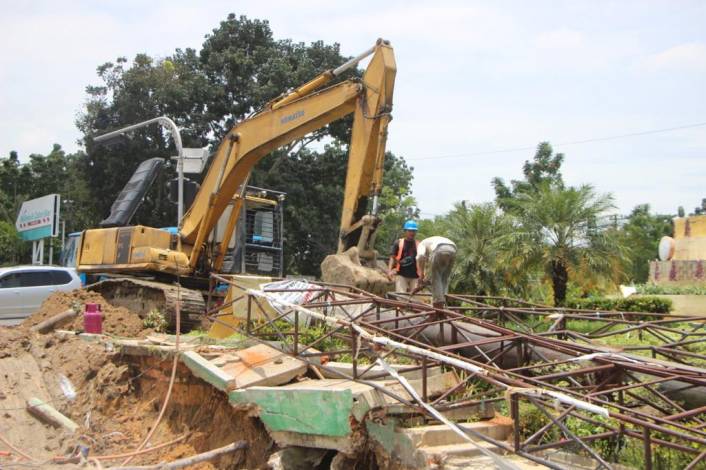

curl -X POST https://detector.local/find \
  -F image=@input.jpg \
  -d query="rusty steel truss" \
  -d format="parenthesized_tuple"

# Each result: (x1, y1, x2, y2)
(436, 293, 706, 369)
(207, 275, 706, 470)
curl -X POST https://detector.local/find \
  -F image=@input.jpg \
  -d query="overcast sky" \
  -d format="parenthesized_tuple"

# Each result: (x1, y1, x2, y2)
(1, 1, 705, 217)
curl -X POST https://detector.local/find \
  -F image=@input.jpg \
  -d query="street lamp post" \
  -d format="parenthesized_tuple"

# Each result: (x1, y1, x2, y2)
(93, 116, 186, 225)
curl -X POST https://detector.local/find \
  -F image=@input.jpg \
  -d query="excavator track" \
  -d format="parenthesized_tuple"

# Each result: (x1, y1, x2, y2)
(85, 277, 206, 331)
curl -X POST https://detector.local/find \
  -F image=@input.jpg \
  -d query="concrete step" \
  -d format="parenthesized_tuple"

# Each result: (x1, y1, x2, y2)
(443, 454, 548, 470)
(419, 443, 551, 470)
(419, 441, 500, 462)
(404, 421, 512, 447)
(387, 400, 496, 421)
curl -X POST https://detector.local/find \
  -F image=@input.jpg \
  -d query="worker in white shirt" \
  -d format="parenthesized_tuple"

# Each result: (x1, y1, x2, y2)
(416, 236, 457, 308)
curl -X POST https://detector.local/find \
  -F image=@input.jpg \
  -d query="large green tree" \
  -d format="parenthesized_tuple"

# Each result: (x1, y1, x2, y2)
(0, 151, 32, 223)
(617, 204, 673, 283)
(0, 221, 22, 266)
(0, 145, 96, 263)
(0, 146, 95, 233)
(493, 142, 564, 213)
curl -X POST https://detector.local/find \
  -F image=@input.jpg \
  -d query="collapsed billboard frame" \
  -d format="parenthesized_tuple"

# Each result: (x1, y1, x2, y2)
(208, 275, 706, 470)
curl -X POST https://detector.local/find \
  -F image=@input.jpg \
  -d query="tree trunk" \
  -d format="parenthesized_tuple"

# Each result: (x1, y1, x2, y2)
(551, 259, 568, 306)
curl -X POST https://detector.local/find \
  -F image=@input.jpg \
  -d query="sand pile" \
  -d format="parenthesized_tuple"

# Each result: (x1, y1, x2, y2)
(22, 290, 151, 337)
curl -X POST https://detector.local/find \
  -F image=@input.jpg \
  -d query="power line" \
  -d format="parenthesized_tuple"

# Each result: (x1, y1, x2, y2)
(406, 121, 706, 162)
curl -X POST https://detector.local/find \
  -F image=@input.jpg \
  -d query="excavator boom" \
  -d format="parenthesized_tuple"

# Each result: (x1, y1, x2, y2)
(181, 39, 396, 271)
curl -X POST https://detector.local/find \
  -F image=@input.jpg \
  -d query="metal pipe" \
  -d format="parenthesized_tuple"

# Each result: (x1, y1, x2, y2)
(332, 44, 377, 76)
(371, 194, 379, 214)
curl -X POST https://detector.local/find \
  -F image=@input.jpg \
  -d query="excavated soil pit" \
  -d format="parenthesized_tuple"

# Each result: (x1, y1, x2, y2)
(0, 324, 273, 468)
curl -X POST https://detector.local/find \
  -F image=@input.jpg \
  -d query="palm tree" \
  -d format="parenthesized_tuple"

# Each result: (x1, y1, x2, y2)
(438, 202, 526, 296)
(511, 183, 628, 306)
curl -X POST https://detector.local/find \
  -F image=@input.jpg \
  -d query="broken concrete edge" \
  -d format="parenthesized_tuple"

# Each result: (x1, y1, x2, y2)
(366, 418, 422, 469)
(26, 397, 79, 433)
(269, 431, 359, 454)
(229, 386, 369, 439)
(180, 350, 234, 392)
(68, 330, 280, 354)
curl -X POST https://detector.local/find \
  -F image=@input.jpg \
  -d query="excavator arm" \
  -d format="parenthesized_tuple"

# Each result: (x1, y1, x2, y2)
(181, 39, 396, 272)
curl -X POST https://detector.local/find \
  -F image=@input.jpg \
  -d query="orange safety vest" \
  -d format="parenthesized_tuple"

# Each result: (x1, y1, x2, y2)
(395, 238, 420, 275)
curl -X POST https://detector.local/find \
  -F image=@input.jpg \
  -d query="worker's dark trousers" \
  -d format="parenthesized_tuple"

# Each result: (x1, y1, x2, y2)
(430, 244, 456, 304)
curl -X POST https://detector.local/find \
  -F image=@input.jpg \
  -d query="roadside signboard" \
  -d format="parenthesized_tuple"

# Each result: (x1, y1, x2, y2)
(15, 194, 60, 241)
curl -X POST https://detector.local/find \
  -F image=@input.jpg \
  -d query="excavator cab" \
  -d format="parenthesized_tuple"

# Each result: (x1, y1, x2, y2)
(215, 186, 285, 278)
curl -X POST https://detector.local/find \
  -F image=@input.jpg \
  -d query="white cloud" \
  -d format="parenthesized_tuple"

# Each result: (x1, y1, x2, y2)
(642, 42, 706, 71)
(0, 0, 705, 219)
(535, 28, 584, 49)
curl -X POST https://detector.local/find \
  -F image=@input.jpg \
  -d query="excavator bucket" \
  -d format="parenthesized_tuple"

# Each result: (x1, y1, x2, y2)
(320, 247, 393, 295)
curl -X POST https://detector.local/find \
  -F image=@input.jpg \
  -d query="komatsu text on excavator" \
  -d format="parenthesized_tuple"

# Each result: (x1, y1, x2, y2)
(76, 39, 396, 325)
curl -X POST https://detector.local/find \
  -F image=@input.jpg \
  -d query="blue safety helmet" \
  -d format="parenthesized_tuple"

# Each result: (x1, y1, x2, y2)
(403, 220, 418, 231)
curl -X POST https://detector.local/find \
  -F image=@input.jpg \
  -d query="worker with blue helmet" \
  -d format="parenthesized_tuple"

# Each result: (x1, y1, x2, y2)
(402, 220, 418, 231)
(387, 220, 420, 293)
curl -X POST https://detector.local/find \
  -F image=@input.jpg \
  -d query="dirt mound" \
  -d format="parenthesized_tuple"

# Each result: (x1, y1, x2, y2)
(22, 290, 151, 337)
(0, 325, 271, 467)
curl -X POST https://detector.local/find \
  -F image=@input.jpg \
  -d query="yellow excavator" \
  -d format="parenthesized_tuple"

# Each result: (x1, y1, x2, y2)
(76, 39, 396, 325)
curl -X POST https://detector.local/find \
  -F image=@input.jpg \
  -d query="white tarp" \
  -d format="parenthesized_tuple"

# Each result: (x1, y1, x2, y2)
(260, 279, 321, 326)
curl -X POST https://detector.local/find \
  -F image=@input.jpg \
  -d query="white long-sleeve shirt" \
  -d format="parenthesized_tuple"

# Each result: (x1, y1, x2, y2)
(416, 236, 456, 262)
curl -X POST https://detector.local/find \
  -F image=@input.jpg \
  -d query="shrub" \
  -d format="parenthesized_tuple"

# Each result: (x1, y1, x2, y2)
(636, 284, 706, 296)
(143, 309, 168, 332)
(567, 296, 672, 314)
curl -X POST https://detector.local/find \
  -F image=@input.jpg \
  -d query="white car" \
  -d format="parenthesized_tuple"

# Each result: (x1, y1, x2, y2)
(0, 266, 82, 324)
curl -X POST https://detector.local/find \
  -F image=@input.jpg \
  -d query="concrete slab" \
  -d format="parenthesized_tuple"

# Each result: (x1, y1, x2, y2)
(229, 378, 383, 452)
(180, 350, 235, 392)
(220, 343, 307, 389)
(113, 339, 196, 357)
(417, 441, 502, 467)
(267, 378, 386, 419)
(384, 371, 461, 403)
(267, 431, 359, 454)
(230, 386, 355, 437)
